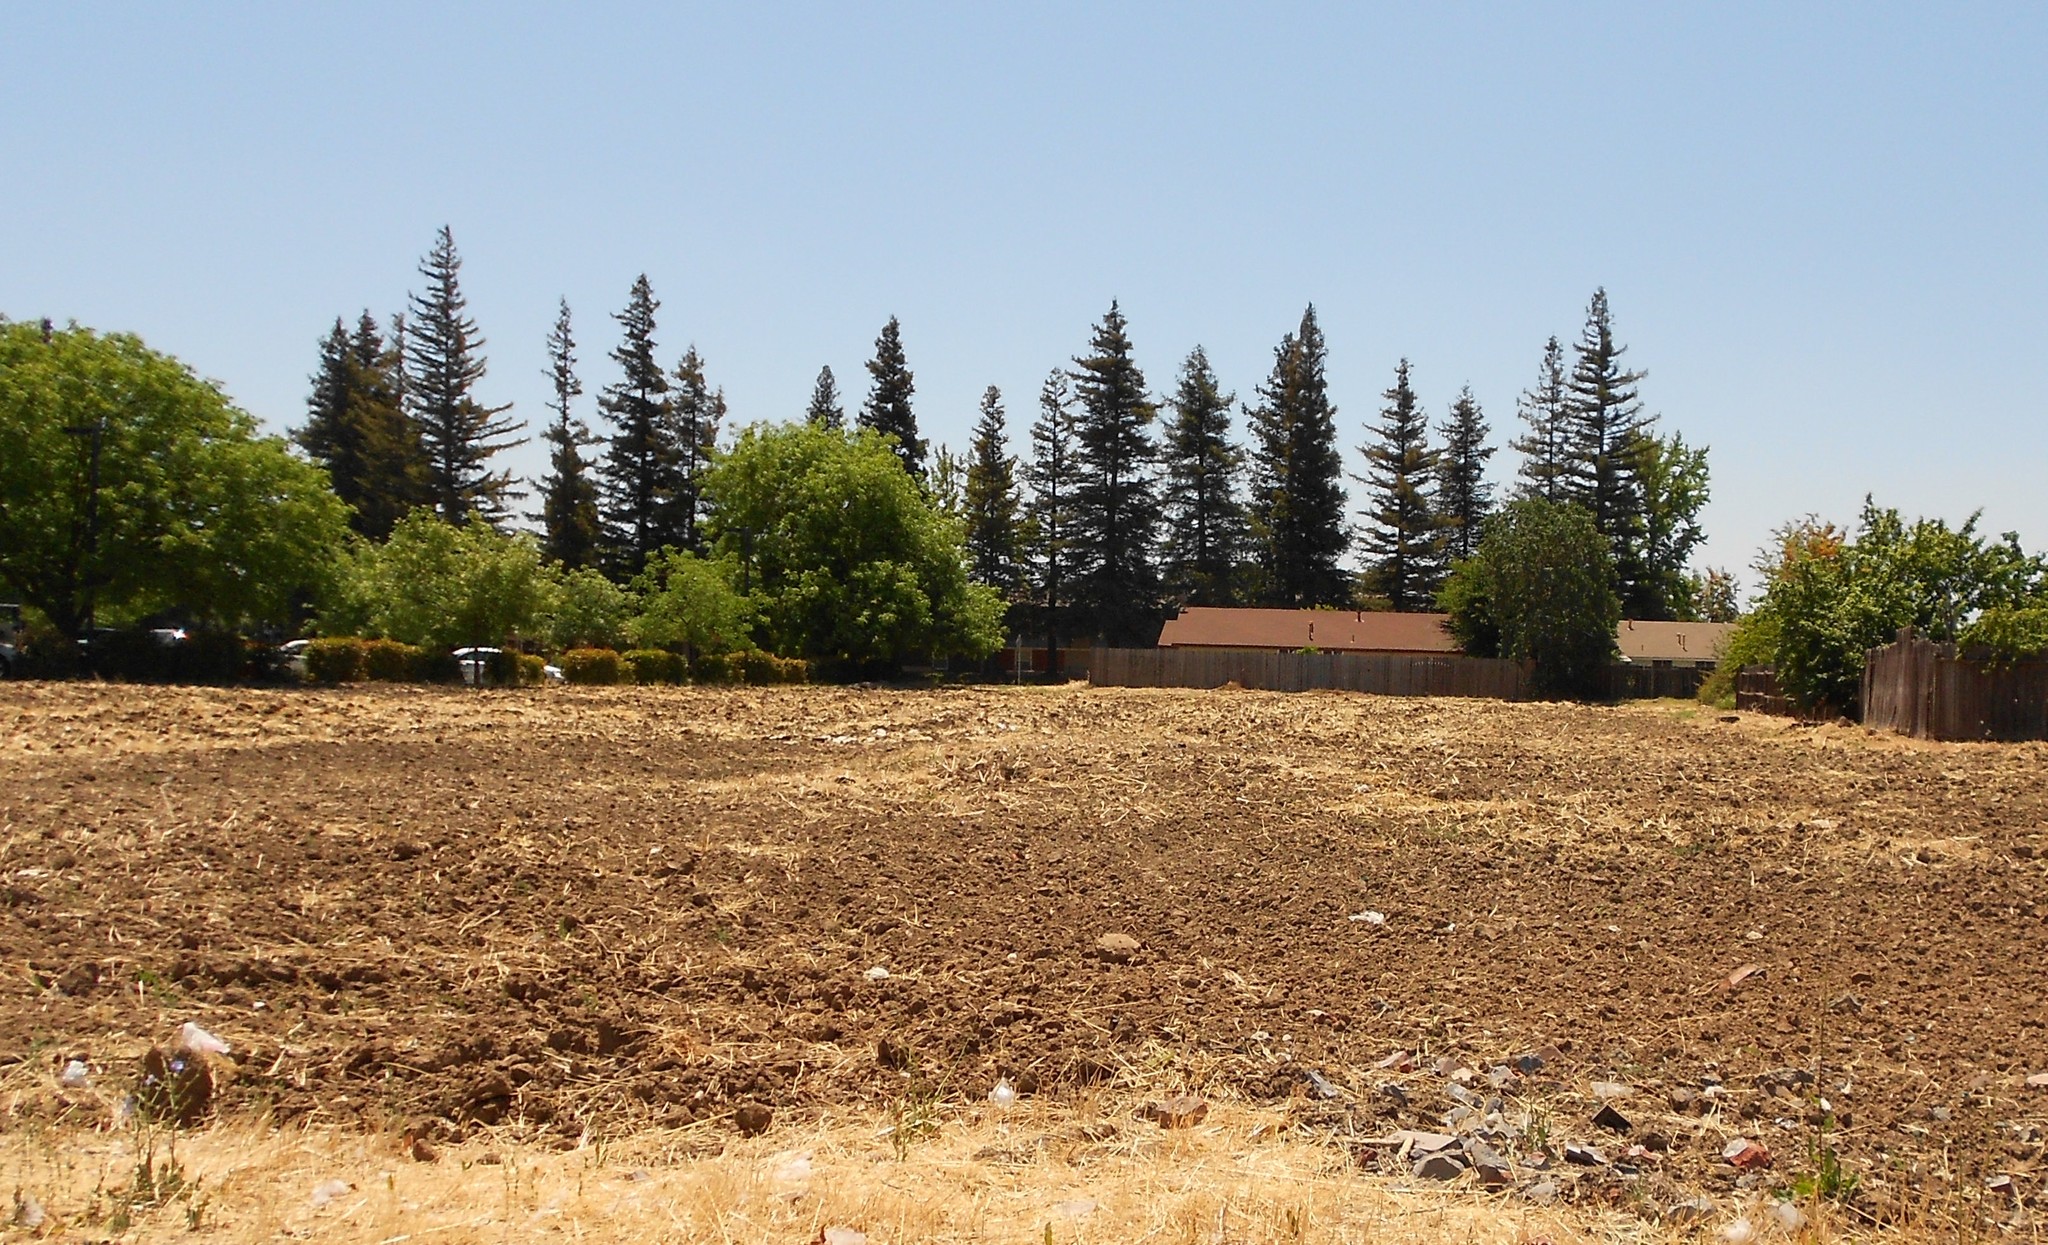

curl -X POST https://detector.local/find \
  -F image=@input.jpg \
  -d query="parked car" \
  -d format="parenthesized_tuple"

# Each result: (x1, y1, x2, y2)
(277, 638, 312, 679)
(0, 641, 16, 678)
(452, 646, 563, 686)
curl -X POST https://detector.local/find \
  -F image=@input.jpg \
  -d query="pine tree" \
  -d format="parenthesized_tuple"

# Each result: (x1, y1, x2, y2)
(1246, 305, 1350, 607)
(1435, 385, 1495, 562)
(536, 299, 603, 570)
(1561, 288, 1656, 610)
(406, 226, 522, 524)
(668, 346, 723, 552)
(1357, 359, 1447, 611)
(1511, 336, 1570, 501)
(299, 312, 429, 539)
(1022, 371, 1080, 675)
(859, 316, 923, 477)
(1068, 301, 1161, 647)
(805, 365, 845, 428)
(1159, 346, 1247, 606)
(597, 275, 677, 576)
(963, 386, 1024, 595)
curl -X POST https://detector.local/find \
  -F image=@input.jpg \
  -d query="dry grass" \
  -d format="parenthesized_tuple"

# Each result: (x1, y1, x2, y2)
(0, 1096, 1897, 1244)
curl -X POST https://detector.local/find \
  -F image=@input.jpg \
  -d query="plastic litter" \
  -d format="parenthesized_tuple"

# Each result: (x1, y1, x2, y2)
(1053, 1198, 1097, 1219)
(12, 1194, 46, 1229)
(59, 1059, 91, 1089)
(820, 1229, 867, 1245)
(1771, 1201, 1808, 1231)
(988, 1078, 1018, 1108)
(1717, 1217, 1756, 1245)
(864, 966, 891, 980)
(310, 1178, 353, 1207)
(1348, 910, 1387, 925)
(177, 1022, 231, 1057)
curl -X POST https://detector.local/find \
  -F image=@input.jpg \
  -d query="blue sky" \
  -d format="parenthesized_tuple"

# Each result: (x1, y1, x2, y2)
(6, 4, 2044, 591)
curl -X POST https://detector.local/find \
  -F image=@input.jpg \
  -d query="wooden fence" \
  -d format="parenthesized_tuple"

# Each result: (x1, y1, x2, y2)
(1862, 629, 2048, 741)
(1088, 648, 1531, 699)
(1599, 664, 1709, 701)
(1735, 666, 1796, 717)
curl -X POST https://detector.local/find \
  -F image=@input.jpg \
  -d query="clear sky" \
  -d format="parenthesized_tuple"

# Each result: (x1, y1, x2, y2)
(6, 4, 2044, 591)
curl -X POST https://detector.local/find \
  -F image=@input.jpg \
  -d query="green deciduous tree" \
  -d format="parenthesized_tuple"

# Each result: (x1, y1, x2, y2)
(406, 226, 522, 525)
(859, 316, 924, 478)
(1632, 430, 1712, 619)
(1435, 385, 1495, 562)
(805, 365, 845, 428)
(1069, 301, 1162, 646)
(320, 511, 555, 651)
(546, 565, 632, 650)
(963, 386, 1024, 596)
(1247, 306, 1350, 607)
(0, 320, 349, 642)
(703, 422, 1001, 673)
(1023, 371, 1080, 673)
(627, 548, 758, 656)
(299, 312, 432, 539)
(1441, 497, 1620, 697)
(1160, 346, 1247, 606)
(536, 299, 604, 570)
(1357, 359, 1445, 611)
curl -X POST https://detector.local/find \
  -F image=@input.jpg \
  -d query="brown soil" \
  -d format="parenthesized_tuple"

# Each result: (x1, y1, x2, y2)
(2, 683, 2045, 1219)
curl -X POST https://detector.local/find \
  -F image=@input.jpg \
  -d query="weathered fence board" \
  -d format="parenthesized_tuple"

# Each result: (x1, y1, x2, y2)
(1735, 666, 1796, 717)
(1862, 629, 2048, 741)
(1089, 648, 1532, 699)
(1600, 664, 1709, 701)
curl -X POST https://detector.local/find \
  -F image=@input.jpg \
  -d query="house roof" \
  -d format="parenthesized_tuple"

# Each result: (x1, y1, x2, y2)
(1615, 619, 1736, 663)
(1156, 608, 1460, 653)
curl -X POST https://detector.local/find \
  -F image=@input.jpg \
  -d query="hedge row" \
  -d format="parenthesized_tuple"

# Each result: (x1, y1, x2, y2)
(557, 647, 808, 686)
(304, 638, 544, 686)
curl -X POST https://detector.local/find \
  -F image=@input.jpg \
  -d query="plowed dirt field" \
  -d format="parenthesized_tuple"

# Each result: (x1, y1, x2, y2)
(3, 683, 2045, 1221)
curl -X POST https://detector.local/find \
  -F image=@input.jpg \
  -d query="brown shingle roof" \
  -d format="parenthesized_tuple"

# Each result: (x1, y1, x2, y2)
(1157, 608, 1460, 653)
(1615, 619, 1736, 663)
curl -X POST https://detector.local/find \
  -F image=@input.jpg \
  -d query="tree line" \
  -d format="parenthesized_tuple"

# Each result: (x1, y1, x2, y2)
(301, 228, 1723, 667)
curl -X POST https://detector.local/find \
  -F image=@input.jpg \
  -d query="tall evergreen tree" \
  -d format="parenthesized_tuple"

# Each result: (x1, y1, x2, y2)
(805, 365, 845, 428)
(859, 316, 924, 477)
(1357, 359, 1447, 611)
(1022, 371, 1080, 675)
(405, 225, 522, 525)
(1068, 301, 1161, 646)
(1435, 385, 1495, 562)
(597, 275, 678, 576)
(963, 386, 1024, 595)
(536, 299, 603, 570)
(1246, 305, 1350, 607)
(1561, 288, 1656, 610)
(1159, 346, 1247, 606)
(298, 312, 430, 539)
(1511, 336, 1571, 501)
(668, 345, 723, 552)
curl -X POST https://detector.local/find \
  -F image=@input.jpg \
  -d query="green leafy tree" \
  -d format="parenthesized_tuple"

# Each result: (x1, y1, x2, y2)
(546, 565, 632, 650)
(1023, 371, 1080, 673)
(963, 386, 1024, 596)
(1160, 346, 1247, 606)
(1511, 336, 1571, 502)
(1357, 359, 1446, 611)
(1069, 301, 1162, 646)
(1632, 431, 1711, 619)
(597, 275, 678, 576)
(668, 345, 723, 552)
(536, 299, 604, 570)
(1247, 305, 1350, 607)
(1685, 567, 1741, 623)
(1435, 385, 1495, 562)
(703, 422, 1001, 674)
(627, 548, 758, 656)
(1560, 288, 1655, 610)
(1441, 498, 1620, 697)
(299, 312, 432, 539)
(859, 316, 924, 478)
(321, 509, 557, 650)
(805, 365, 845, 428)
(0, 320, 349, 643)
(406, 226, 522, 525)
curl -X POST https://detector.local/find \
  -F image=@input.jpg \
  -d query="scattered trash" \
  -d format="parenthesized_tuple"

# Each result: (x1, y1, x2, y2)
(1523, 1179, 1558, 1205)
(1348, 910, 1387, 925)
(59, 1058, 90, 1089)
(1721, 1138, 1771, 1169)
(772, 1152, 814, 1183)
(1303, 1068, 1343, 1099)
(1136, 1095, 1209, 1128)
(1375, 1049, 1415, 1071)
(1665, 1196, 1716, 1225)
(1563, 1143, 1607, 1167)
(1771, 1200, 1807, 1231)
(1718, 1216, 1757, 1245)
(1052, 1198, 1097, 1218)
(11, 1193, 46, 1229)
(1591, 1103, 1632, 1133)
(1413, 1151, 1465, 1180)
(1723, 963, 1765, 992)
(816, 1228, 867, 1245)
(2026, 1072, 2048, 1090)
(1377, 1082, 1411, 1106)
(1589, 1080, 1632, 1100)
(177, 1022, 231, 1056)
(310, 1178, 353, 1207)
(864, 966, 891, 980)
(989, 1078, 1018, 1108)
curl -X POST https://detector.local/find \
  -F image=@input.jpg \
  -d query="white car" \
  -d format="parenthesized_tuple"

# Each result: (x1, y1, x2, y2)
(278, 638, 312, 678)
(452, 647, 565, 686)
(0, 641, 16, 678)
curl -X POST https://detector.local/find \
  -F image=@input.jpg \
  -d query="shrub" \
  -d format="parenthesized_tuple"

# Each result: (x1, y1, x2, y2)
(775, 655, 809, 684)
(305, 637, 367, 684)
(558, 647, 623, 686)
(482, 648, 523, 687)
(407, 647, 462, 683)
(361, 639, 419, 682)
(691, 652, 736, 684)
(731, 649, 781, 685)
(517, 653, 548, 685)
(622, 649, 685, 685)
